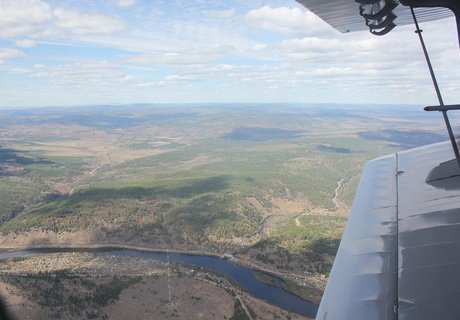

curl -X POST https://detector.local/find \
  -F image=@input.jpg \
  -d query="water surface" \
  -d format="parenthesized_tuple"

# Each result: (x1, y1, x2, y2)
(0, 248, 318, 318)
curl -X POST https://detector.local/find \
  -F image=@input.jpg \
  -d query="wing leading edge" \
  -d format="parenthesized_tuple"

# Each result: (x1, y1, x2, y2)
(317, 141, 460, 320)
(316, 154, 398, 320)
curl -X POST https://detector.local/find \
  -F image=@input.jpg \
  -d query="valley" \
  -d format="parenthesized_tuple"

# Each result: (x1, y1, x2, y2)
(0, 103, 450, 319)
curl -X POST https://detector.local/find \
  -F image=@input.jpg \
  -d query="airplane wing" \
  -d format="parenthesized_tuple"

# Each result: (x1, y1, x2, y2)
(295, 0, 455, 34)
(294, 1, 460, 320)
(315, 141, 460, 320)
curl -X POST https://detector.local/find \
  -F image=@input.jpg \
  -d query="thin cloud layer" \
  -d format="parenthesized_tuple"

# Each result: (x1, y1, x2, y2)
(0, 0, 52, 38)
(53, 8, 125, 35)
(0, 47, 25, 64)
(0, 0, 459, 107)
(245, 5, 335, 36)
(116, 0, 135, 7)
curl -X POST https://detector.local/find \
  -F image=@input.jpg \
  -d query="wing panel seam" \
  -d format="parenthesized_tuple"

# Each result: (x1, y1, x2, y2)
(395, 152, 400, 319)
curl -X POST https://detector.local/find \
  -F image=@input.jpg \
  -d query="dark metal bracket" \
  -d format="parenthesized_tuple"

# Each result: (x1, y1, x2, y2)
(370, 22, 396, 35)
(356, 0, 399, 36)
(424, 104, 460, 112)
(359, 1, 398, 20)
(366, 12, 397, 28)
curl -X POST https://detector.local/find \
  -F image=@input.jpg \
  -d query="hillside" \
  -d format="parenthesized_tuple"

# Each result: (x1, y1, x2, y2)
(0, 103, 449, 278)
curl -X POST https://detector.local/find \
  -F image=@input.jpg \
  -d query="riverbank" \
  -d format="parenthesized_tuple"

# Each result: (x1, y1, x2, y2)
(0, 250, 314, 319)
(0, 243, 221, 259)
(0, 242, 325, 303)
(0, 245, 319, 318)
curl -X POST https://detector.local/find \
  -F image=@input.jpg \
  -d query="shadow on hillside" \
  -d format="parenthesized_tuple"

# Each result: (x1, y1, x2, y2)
(0, 146, 53, 166)
(68, 175, 231, 203)
(222, 127, 303, 141)
(309, 237, 341, 256)
(0, 146, 54, 177)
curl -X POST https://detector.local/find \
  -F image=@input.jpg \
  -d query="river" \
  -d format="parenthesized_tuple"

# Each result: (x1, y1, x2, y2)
(0, 247, 318, 318)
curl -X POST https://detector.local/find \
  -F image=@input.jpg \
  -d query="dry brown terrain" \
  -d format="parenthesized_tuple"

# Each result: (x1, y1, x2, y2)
(104, 277, 234, 320)
(0, 253, 312, 319)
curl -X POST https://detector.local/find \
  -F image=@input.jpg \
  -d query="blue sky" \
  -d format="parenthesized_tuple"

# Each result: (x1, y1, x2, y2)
(0, 0, 459, 108)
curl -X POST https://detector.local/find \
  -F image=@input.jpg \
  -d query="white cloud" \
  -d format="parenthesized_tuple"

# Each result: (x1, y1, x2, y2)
(120, 75, 135, 82)
(5, 67, 30, 74)
(0, 1, 127, 41)
(125, 45, 234, 66)
(313, 67, 379, 76)
(281, 37, 342, 53)
(116, 0, 135, 7)
(159, 74, 196, 85)
(134, 81, 155, 88)
(28, 61, 128, 87)
(15, 39, 37, 48)
(53, 8, 125, 35)
(0, 0, 52, 38)
(245, 6, 334, 36)
(279, 36, 380, 62)
(0, 48, 25, 64)
(163, 74, 194, 81)
(250, 43, 267, 51)
(208, 9, 236, 19)
(0, 1, 459, 107)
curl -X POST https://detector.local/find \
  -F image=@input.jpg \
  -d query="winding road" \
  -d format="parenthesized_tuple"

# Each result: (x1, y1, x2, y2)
(332, 179, 344, 210)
